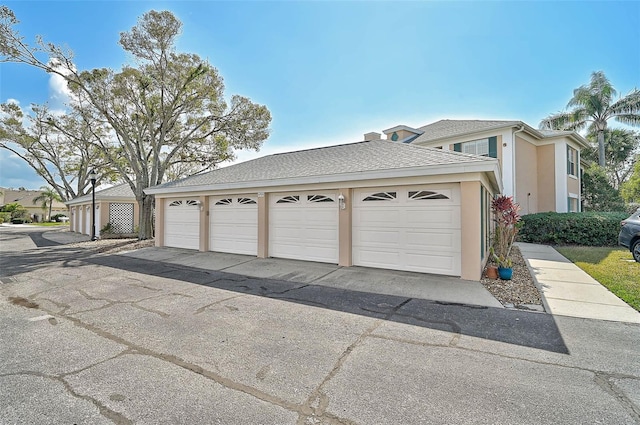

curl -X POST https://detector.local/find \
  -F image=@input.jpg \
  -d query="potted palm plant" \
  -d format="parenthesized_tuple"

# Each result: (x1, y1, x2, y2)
(490, 195, 521, 280)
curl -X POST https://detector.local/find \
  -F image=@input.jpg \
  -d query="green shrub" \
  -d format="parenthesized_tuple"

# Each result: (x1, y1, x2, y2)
(0, 212, 10, 223)
(100, 222, 113, 234)
(519, 211, 627, 246)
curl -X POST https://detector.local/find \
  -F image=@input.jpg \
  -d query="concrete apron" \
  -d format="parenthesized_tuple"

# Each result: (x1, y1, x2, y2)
(517, 242, 640, 324)
(120, 247, 504, 309)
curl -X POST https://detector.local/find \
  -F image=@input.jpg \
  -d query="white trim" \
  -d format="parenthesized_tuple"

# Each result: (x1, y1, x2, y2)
(501, 129, 515, 199)
(382, 125, 424, 135)
(555, 143, 568, 212)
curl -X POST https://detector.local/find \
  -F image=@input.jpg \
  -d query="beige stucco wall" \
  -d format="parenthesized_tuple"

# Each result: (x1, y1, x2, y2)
(460, 181, 482, 281)
(199, 195, 209, 252)
(537, 144, 556, 212)
(386, 129, 415, 141)
(338, 188, 353, 267)
(514, 135, 538, 215)
(155, 199, 165, 247)
(69, 199, 139, 236)
(154, 173, 497, 281)
(257, 193, 268, 258)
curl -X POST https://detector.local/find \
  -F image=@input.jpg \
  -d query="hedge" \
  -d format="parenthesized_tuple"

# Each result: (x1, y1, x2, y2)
(519, 212, 628, 246)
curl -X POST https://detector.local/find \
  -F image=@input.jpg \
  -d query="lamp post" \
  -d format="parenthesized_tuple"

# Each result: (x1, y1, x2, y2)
(89, 168, 97, 241)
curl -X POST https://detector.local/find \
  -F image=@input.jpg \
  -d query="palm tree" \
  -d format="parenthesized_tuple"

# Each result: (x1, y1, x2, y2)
(33, 186, 62, 222)
(540, 71, 640, 167)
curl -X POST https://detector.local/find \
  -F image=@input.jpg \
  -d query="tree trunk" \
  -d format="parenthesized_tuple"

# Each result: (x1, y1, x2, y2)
(598, 129, 606, 167)
(137, 194, 155, 240)
(48, 202, 52, 222)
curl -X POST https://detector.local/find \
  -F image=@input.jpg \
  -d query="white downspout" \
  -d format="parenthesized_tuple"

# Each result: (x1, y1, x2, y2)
(511, 125, 525, 200)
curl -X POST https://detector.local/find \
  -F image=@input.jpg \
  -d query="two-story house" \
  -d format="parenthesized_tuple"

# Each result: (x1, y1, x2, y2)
(376, 120, 588, 215)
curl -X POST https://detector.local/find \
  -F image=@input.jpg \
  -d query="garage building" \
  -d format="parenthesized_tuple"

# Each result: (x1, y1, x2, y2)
(145, 139, 502, 281)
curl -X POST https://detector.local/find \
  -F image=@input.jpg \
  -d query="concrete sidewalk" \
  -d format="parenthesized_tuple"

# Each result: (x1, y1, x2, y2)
(518, 242, 640, 324)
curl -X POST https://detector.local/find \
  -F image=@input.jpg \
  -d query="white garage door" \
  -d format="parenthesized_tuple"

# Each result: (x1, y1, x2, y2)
(164, 199, 200, 250)
(269, 192, 339, 263)
(75, 206, 81, 233)
(84, 205, 91, 235)
(353, 186, 461, 276)
(209, 196, 258, 255)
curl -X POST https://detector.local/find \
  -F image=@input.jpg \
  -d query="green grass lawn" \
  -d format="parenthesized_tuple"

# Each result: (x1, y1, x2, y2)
(556, 246, 640, 311)
(27, 222, 68, 227)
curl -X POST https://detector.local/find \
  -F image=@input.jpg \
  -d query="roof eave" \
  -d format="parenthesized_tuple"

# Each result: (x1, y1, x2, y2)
(413, 122, 525, 145)
(66, 195, 136, 206)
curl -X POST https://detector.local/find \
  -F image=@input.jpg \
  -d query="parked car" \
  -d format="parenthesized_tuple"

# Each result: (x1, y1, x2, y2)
(619, 208, 640, 262)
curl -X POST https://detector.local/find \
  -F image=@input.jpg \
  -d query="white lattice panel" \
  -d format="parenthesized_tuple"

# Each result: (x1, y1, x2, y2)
(109, 203, 134, 233)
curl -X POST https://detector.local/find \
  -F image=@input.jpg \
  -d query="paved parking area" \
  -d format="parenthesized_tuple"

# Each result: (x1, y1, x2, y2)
(1, 226, 639, 424)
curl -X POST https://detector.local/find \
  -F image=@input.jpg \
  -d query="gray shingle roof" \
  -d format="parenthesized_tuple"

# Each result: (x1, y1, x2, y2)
(147, 140, 496, 192)
(412, 120, 522, 144)
(66, 183, 135, 205)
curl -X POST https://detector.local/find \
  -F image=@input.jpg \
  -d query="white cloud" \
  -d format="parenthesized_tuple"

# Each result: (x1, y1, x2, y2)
(6, 98, 20, 105)
(47, 59, 76, 106)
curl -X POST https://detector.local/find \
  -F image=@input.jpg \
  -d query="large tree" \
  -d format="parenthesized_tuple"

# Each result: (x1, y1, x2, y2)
(0, 8, 271, 239)
(621, 160, 640, 204)
(540, 71, 640, 167)
(581, 164, 626, 212)
(581, 129, 640, 189)
(33, 185, 62, 221)
(0, 102, 111, 201)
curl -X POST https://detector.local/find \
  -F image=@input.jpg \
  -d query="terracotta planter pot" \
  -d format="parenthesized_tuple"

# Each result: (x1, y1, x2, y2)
(485, 265, 499, 279)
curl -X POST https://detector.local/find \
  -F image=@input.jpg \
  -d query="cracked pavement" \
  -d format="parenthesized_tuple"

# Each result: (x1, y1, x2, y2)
(1, 226, 639, 424)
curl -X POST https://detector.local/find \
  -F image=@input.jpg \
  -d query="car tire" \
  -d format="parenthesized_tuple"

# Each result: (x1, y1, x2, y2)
(633, 240, 640, 263)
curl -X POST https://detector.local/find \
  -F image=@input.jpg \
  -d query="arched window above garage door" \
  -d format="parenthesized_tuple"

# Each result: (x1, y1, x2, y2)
(307, 194, 334, 203)
(276, 195, 300, 204)
(408, 190, 450, 200)
(363, 192, 396, 201)
(238, 197, 257, 204)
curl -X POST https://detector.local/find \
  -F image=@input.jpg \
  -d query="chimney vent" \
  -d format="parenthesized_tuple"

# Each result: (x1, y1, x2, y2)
(364, 132, 381, 142)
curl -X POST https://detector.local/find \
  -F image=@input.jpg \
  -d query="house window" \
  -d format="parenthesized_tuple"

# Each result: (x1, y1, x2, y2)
(568, 197, 578, 212)
(454, 136, 497, 158)
(567, 146, 577, 176)
(462, 139, 489, 156)
(215, 198, 232, 205)
(391, 132, 399, 141)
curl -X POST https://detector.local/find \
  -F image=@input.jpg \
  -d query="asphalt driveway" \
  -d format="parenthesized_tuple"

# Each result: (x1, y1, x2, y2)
(1, 226, 639, 424)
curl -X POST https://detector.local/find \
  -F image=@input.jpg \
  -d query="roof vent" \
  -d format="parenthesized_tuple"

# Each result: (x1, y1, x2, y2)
(364, 132, 381, 141)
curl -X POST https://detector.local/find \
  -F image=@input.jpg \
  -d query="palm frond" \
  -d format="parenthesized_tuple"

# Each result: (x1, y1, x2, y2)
(609, 89, 640, 116)
(540, 112, 572, 130)
(567, 86, 592, 109)
(590, 71, 616, 104)
(614, 114, 640, 126)
(540, 110, 588, 131)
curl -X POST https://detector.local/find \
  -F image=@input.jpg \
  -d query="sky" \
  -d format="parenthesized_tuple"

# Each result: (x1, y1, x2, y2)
(1, 0, 639, 190)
